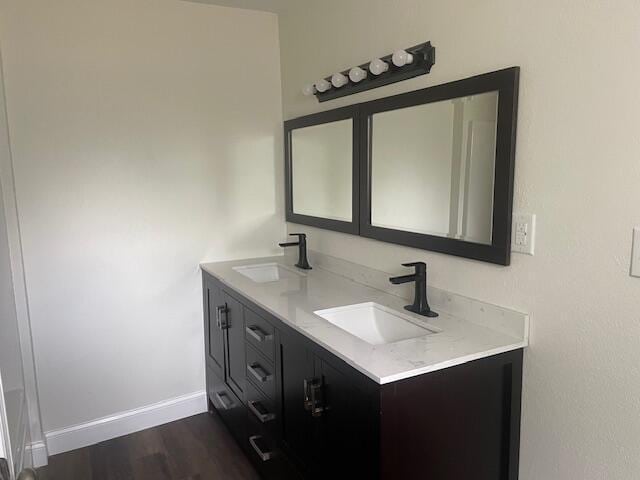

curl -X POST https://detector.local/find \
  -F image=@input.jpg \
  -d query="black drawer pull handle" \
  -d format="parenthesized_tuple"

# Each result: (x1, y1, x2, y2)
(247, 363, 272, 383)
(214, 391, 233, 410)
(248, 400, 276, 423)
(246, 325, 273, 343)
(249, 435, 274, 462)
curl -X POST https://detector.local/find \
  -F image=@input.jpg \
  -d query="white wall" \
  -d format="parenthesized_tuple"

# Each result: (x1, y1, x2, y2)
(0, 0, 284, 434)
(278, 1, 640, 479)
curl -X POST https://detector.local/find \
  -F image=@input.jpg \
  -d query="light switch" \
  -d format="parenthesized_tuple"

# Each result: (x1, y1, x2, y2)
(512, 213, 536, 255)
(632, 228, 640, 278)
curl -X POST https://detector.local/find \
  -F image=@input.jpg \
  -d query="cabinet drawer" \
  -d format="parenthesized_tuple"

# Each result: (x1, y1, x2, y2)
(244, 308, 275, 362)
(206, 365, 246, 444)
(246, 344, 276, 400)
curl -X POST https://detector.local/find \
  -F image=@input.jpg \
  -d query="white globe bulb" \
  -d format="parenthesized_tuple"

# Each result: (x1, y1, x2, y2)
(315, 79, 331, 93)
(392, 50, 414, 67)
(349, 66, 367, 83)
(331, 72, 348, 88)
(369, 58, 389, 76)
(302, 84, 316, 96)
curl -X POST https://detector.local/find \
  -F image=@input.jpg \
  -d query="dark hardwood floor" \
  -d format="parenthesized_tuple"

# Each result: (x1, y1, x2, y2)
(37, 413, 260, 480)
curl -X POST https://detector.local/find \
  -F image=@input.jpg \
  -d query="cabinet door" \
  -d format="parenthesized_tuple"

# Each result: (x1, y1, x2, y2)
(205, 277, 225, 380)
(314, 358, 376, 478)
(279, 331, 314, 470)
(222, 291, 246, 401)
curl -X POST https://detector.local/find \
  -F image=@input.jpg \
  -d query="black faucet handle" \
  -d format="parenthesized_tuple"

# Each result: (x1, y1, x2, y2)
(402, 261, 426, 272)
(279, 233, 306, 247)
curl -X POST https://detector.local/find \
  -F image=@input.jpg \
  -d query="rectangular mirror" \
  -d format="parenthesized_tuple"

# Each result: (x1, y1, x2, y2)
(360, 68, 518, 265)
(285, 106, 360, 234)
(370, 91, 498, 244)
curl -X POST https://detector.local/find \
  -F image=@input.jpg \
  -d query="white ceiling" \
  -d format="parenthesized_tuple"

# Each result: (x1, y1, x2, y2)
(183, 0, 288, 14)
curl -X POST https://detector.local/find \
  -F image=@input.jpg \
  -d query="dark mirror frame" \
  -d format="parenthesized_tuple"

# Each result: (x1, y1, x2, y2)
(284, 67, 519, 265)
(284, 105, 361, 235)
(360, 67, 519, 265)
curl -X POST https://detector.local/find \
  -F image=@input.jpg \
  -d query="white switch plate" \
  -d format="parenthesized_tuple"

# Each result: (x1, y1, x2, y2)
(632, 227, 640, 278)
(511, 213, 536, 255)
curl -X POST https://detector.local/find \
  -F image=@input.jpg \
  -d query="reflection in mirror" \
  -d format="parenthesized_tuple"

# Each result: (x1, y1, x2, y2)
(370, 91, 498, 244)
(291, 119, 352, 221)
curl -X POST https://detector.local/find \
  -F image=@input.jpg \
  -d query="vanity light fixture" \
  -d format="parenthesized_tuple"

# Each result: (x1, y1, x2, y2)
(331, 72, 348, 88)
(303, 42, 436, 102)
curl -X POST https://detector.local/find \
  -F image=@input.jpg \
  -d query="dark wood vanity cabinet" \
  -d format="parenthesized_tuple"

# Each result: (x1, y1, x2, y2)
(278, 327, 378, 479)
(203, 276, 224, 379)
(202, 274, 247, 446)
(204, 276, 246, 400)
(202, 271, 523, 480)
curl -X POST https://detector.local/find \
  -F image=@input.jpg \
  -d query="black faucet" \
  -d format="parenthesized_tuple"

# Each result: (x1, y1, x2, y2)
(279, 233, 312, 270)
(389, 262, 438, 318)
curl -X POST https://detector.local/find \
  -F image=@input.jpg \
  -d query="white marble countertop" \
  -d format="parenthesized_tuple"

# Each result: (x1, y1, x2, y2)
(200, 254, 528, 384)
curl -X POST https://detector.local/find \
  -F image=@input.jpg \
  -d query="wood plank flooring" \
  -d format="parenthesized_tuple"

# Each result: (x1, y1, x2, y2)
(37, 413, 260, 480)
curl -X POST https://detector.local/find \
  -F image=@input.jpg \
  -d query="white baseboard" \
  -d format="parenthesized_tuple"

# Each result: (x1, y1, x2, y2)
(26, 441, 48, 468)
(45, 390, 207, 456)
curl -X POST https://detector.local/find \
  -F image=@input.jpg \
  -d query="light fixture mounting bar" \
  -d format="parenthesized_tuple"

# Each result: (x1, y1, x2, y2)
(315, 42, 436, 102)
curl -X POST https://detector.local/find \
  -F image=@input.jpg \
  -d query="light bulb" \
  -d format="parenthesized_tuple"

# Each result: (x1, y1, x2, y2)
(315, 78, 331, 93)
(392, 49, 414, 67)
(349, 66, 367, 83)
(369, 58, 389, 76)
(331, 72, 348, 88)
(302, 84, 316, 96)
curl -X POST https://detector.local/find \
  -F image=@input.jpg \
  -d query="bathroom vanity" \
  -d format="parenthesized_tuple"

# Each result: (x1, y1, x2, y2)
(202, 67, 524, 478)
(201, 254, 527, 480)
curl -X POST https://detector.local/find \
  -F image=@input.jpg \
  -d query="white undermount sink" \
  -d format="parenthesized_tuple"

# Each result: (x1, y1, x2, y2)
(233, 263, 304, 283)
(314, 302, 439, 345)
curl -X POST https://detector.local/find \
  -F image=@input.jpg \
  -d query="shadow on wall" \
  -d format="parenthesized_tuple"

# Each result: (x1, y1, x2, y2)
(204, 133, 284, 262)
